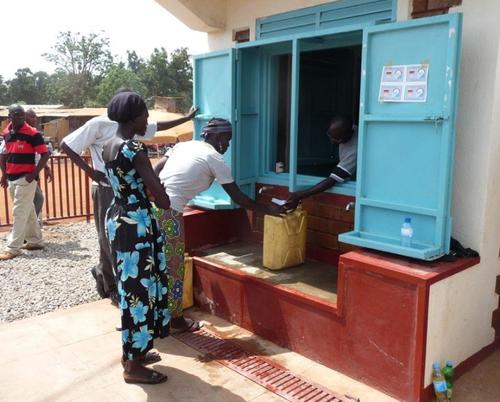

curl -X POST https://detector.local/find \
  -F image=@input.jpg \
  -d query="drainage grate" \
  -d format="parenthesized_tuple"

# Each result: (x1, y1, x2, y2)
(173, 328, 357, 402)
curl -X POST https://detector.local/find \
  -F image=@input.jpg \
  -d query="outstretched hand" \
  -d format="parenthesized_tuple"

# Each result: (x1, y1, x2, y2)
(265, 203, 283, 217)
(186, 106, 199, 120)
(283, 193, 301, 212)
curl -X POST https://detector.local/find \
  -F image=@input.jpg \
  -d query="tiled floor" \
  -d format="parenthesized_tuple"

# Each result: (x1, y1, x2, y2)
(1, 300, 498, 402)
(0, 300, 396, 402)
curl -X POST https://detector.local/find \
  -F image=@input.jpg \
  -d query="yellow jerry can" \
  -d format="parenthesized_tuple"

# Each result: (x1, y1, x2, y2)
(182, 253, 194, 310)
(263, 207, 308, 270)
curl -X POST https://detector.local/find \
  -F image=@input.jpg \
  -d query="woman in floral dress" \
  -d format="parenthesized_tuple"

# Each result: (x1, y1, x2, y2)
(103, 91, 171, 384)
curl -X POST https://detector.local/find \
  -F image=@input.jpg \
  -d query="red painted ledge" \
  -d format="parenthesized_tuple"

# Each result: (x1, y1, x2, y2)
(341, 249, 480, 286)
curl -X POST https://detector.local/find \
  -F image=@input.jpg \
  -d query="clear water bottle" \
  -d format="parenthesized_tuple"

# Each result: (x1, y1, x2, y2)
(401, 217, 413, 247)
(432, 362, 449, 402)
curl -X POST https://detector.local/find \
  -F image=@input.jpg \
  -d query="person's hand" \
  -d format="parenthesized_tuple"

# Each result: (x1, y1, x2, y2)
(265, 203, 282, 217)
(186, 106, 199, 120)
(44, 166, 53, 183)
(90, 169, 108, 184)
(24, 172, 36, 183)
(283, 193, 301, 212)
(0, 175, 7, 188)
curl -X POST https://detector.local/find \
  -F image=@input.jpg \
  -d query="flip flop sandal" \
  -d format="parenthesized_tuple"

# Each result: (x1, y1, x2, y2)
(121, 351, 162, 368)
(123, 369, 168, 385)
(170, 319, 203, 334)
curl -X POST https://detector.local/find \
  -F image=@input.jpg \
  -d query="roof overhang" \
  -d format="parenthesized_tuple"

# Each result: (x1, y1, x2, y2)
(154, 0, 226, 32)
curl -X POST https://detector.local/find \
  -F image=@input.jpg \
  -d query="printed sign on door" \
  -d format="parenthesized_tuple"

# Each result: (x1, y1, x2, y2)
(379, 64, 429, 103)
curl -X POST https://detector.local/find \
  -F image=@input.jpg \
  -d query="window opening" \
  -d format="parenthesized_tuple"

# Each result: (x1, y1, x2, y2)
(272, 45, 361, 179)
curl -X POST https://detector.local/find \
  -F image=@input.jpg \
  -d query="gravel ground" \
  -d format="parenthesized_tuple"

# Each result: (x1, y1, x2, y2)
(0, 221, 101, 323)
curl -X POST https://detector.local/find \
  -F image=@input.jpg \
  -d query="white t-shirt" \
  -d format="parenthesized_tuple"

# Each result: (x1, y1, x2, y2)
(159, 141, 234, 212)
(62, 115, 157, 174)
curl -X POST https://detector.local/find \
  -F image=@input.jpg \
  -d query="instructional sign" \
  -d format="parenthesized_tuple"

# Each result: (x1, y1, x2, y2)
(379, 64, 429, 103)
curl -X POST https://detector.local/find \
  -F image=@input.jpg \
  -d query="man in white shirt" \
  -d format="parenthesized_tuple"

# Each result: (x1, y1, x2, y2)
(153, 118, 280, 332)
(285, 115, 358, 210)
(61, 95, 197, 305)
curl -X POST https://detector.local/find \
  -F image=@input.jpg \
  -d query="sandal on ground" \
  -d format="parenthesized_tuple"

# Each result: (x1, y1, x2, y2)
(170, 317, 203, 334)
(121, 351, 162, 368)
(0, 251, 19, 261)
(123, 363, 167, 385)
(23, 244, 44, 251)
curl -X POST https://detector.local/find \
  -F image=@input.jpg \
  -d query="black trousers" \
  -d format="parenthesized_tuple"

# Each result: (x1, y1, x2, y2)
(91, 184, 116, 295)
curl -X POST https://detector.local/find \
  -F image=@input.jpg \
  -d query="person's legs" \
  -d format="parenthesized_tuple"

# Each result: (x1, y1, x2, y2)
(155, 207, 200, 332)
(2, 177, 41, 259)
(91, 184, 116, 298)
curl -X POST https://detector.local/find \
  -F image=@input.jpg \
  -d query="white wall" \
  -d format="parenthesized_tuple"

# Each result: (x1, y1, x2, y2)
(207, 0, 338, 50)
(424, 0, 500, 385)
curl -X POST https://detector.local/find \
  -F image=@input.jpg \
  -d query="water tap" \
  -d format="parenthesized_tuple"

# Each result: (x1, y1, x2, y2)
(258, 186, 275, 194)
(345, 202, 355, 211)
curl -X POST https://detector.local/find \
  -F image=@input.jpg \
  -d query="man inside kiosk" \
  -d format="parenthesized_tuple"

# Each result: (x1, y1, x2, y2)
(284, 115, 357, 210)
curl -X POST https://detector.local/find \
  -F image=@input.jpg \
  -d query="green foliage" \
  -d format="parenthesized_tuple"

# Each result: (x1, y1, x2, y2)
(1, 31, 193, 111)
(96, 66, 147, 105)
(0, 75, 10, 104)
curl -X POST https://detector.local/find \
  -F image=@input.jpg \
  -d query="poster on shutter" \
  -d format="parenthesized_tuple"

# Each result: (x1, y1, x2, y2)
(379, 64, 428, 103)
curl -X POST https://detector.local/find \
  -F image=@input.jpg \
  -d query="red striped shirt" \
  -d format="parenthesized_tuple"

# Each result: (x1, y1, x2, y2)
(1, 123, 48, 180)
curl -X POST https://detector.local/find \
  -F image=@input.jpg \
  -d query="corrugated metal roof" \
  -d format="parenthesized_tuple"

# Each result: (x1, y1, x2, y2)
(0, 107, 193, 144)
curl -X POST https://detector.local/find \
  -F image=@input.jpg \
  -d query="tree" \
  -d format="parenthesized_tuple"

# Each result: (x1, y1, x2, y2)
(43, 31, 113, 77)
(142, 47, 171, 99)
(127, 51, 147, 76)
(5, 68, 49, 104)
(95, 65, 147, 106)
(43, 31, 114, 106)
(166, 47, 193, 110)
(0, 76, 8, 104)
(138, 47, 193, 111)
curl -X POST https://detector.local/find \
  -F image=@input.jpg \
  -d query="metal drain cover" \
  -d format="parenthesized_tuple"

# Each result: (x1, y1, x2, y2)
(173, 328, 357, 402)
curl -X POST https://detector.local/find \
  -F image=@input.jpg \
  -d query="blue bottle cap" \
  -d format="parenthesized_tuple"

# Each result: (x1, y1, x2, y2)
(446, 360, 453, 366)
(405, 217, 411, 223)
(432, 362, 441, 369)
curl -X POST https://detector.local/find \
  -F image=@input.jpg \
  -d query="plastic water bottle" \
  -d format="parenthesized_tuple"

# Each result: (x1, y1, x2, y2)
(401, 217, 413, 247)
(432, 362, 448, 402)
(442, 360, 454, 400)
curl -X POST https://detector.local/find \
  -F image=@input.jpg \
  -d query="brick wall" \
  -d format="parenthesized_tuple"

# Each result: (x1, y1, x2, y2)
(254, 183, 358, 265)
(412, 0, 462, 18)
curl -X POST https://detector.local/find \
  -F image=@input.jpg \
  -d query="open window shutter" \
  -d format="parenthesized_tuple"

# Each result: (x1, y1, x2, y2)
(234, 47, 260, 198)
(191, 49, 236, 209)
(339, 14, 462, 260)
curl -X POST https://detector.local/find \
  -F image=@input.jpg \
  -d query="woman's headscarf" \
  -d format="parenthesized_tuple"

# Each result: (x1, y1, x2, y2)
(107, 91, 147, 123)
(200, 118, 232, 139)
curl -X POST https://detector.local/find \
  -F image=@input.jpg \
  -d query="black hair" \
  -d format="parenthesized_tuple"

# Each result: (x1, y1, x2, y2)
(107, 92, 147, 123)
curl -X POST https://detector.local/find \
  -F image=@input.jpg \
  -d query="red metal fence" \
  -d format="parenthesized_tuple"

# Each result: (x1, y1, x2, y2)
(1, 155, 93, 227)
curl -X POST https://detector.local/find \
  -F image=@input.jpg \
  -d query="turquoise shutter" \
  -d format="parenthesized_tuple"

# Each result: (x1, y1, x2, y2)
(191, 49, 236, 209)
(339, 14, 462, 260)
(234, 47, 261, 198)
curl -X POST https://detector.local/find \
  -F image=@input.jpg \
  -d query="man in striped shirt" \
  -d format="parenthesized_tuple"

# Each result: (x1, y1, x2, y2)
(0, 105, 49, 260)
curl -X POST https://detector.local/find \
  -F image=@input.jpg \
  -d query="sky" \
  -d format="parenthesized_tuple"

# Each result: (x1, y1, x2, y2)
(0, 0, 208, 80)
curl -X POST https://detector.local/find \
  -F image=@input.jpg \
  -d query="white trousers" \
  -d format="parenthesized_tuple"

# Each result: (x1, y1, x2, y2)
(5, 177, 43, 253)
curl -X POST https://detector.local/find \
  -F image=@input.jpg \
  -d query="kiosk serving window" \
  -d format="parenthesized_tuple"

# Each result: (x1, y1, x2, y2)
(191, 13, 462, 260)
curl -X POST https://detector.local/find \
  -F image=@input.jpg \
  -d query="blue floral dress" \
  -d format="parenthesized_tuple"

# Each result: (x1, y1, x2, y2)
(104, 139, 170, 361)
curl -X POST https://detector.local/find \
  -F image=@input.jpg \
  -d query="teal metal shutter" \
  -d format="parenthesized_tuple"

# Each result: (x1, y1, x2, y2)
(256, 0, 396, 40)
(234, 47, 260, 198)
(191, 49, 236, 209)
(339, 14, 462, 260)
